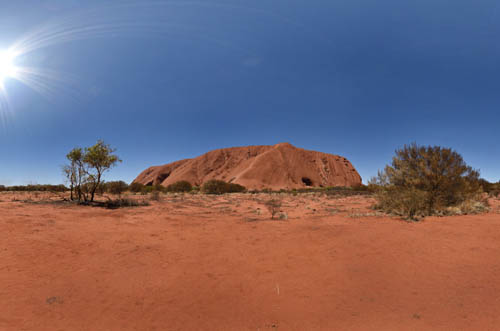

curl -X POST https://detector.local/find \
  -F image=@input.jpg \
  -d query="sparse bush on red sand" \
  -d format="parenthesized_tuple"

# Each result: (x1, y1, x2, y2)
(105, 181, 129, 196)
(104, 197, 149, 209)
(371, 143, 486, 220)
(166, 181, 192, 193)
(264, 198, 282, 219)
(201, 180, 247, 194)
(149, 191, 161, 201)
(129, 182, 144, 193)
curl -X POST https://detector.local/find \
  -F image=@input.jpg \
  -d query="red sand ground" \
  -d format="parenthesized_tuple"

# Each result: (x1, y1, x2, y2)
(1, 192, 500, 330)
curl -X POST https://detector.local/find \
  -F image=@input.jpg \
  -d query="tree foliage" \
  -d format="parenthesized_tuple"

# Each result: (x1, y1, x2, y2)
(63, 140, 121, 203)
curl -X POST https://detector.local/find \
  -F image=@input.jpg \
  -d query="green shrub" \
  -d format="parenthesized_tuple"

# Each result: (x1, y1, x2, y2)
(129, 182, 144, 193)
(201, 180, 247, 194)
(202, 180, 228, 194)
(371, 143, 483, 220)
(141, 185, 164, 194)
(227, 183, 246, 193)
(104, 198, 149, 209)
(166, 180, 192, 193)
(106, 181, 129, 196)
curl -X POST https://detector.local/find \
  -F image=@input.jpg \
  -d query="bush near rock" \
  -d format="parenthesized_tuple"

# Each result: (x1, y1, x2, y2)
(166, 181, 192, 193)
(201, 180, 247, 194)
(371, 143, 485, 220)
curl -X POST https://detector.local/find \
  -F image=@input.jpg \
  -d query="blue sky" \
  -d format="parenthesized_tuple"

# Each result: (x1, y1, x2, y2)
(0, 0, 499, 185)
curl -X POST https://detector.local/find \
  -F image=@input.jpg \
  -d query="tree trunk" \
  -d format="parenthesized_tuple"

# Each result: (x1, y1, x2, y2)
(90, 171, 102, 202)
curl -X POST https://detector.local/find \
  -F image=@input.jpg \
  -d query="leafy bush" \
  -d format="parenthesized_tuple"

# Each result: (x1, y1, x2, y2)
(106, 181, 129, 196)
(370, 143, 483, 220)
(264, 199, 282, 219)
(104, 198, 149, 209)
(140, 185, 164, 194)
(202, 180, 228, 194)
(129, 182, 144, 193)
(373, 187, 428, 221)
(150, 191, 161, 201)
(166, 180, 192, 193)
(227, 183, 246, 193)
(201, 180, 247, 194)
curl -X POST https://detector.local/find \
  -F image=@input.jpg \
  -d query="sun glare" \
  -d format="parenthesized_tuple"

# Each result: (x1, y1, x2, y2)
(0, 50, 18, 83)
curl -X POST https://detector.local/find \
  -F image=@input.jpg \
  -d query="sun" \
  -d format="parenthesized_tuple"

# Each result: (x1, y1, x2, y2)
(0, 50, 18, 83)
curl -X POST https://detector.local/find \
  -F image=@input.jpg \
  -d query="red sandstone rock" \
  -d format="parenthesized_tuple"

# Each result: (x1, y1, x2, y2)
(133, 143, 362, 189)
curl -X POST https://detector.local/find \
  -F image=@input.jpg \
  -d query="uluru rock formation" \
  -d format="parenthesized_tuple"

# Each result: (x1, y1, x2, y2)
(133, 143, 362, 190)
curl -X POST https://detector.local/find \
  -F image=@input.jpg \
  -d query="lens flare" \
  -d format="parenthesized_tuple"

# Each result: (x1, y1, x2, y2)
(0, 1, 310, 127)
(0, 50, 18, 83)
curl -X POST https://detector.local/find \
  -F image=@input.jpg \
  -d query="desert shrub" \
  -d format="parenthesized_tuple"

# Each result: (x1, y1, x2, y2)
(351, 184, 370, 192)
(373, 186, 428, 221)
(106, 181, 129, 196)
(264, 199, 282, 219)
(227, 183, 246, 193)
(104, 198, 149, 209)
(442, 198, 490, 216)
(0, 185, 5, 192)
(201, 180, 247, 194)
(129, 182, 144, 193)
(1, 184, 68, 192)
(371, 143, 483, 220)
(150, 190, 161, 201)
(166, 180, 192, 193)
(202, 180, 227, 194)
(489, 190, 500, 198)
(478, 179, 494, 193)
(140, 184, 164, 194)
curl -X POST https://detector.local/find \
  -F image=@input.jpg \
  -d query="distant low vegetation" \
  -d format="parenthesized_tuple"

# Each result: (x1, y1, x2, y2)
(0, 184, 68, 192)
(370, 143, 490, 220)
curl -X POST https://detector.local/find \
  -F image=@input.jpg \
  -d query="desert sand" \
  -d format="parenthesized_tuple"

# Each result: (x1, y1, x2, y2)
(1, 192, 500, 330)
(133, 143, 362, 190)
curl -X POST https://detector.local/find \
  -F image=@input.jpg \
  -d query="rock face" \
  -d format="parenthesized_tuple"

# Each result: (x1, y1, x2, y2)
(133, 143, 362, 190)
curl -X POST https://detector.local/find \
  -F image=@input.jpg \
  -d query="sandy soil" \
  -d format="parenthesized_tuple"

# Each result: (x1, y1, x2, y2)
(1, 191, 500, 331)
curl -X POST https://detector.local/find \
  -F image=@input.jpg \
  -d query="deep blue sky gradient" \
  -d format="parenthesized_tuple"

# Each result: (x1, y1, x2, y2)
(0, 0, 499, 185)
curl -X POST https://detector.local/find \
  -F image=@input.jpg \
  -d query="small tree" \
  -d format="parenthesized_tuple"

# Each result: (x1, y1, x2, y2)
(84, 140, 121, 202)
(63, 140, 121, 203)
(64, 147, 87, 202)
(371, 143, 482, 219)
